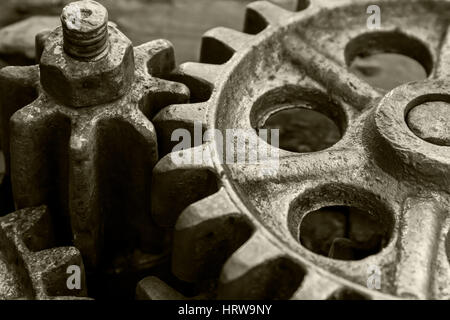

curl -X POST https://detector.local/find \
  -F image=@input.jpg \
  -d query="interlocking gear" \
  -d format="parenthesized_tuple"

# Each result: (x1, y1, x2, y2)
(148, 0, 450, 300)
(0, 0, 189, 278)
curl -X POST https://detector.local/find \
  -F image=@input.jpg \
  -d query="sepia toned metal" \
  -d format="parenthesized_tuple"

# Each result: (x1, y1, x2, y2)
(0, 0, 189, 275)
(0, 205, 87, 299)
(148, 0, 450, 300)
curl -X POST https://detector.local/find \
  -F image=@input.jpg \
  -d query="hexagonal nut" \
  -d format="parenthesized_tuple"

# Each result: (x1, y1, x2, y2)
(39, 25, 134, 107)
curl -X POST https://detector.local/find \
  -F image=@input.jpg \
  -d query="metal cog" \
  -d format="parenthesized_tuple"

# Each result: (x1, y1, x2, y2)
(147, 0, 450, 300)
(0, 205, 88, 300)
(0, 0, 189, 274)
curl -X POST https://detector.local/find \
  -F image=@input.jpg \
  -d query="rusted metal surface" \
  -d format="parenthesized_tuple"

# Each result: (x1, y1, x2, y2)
(0, 0, 449, 300)
(148, 0, 450, 300)
(0, 0, 189, 291)
(0, 205, 87, 299)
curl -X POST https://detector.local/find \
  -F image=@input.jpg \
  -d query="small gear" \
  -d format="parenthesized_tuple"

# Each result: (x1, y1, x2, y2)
(0, 0, 189, 274)
(149, 0, 450, 299)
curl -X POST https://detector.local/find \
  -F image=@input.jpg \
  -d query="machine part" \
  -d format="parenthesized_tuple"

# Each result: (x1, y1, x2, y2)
(150, 0, 450, 299)
(0, 17, 61, 216)
(0, 0, 189, 276)
(0, 205, 87, 300)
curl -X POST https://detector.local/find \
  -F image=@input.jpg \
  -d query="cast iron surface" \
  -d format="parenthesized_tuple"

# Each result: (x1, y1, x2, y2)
(147, 0, 450, 300)
(0, 0, 189, 298)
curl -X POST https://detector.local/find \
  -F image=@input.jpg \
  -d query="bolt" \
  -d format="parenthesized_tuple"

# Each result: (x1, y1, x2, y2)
(406, 101, 450, 146)
(61, 0, 109, 60)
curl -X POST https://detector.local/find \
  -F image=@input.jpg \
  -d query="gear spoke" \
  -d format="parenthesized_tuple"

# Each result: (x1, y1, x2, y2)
(284, 35, 382, 111)
(394, 196, 449, 299)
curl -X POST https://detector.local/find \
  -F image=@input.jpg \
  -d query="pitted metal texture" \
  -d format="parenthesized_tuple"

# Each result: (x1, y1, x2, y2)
(147, 0, 450, 300)
(0, 205, 87, 300)
(0, 0, 189, 284)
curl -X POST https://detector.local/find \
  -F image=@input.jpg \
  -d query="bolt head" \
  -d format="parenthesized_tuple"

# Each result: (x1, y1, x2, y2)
(39, 25, 134, 107)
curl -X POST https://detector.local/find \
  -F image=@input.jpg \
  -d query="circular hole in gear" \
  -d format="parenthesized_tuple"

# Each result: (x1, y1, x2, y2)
(299, 205, 390, 260)
(345, 32, 432, 91)
(288, 185, 394, 261)
(260, 107, 342, 153)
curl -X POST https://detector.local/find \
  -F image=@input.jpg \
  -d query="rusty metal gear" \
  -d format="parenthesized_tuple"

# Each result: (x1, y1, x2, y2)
(0, 0, 189, 280)
(148, 0, 450, 300)
(0, 205, 87, 299)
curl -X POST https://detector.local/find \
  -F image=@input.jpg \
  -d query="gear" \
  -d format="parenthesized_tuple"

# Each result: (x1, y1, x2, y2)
(0, 205, 87, 300)
(0, 0, 189, 274)
(149, 0, 450, 299)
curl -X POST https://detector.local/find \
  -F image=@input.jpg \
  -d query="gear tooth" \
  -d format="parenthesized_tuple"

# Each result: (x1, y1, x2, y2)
(136, 276, 186, 300)
(169, 62, 223, 102)
(68, 119, 102, 269)
(178, 62, 222, 84)
(10, 98, 68, 209)
(35, 29, 52, 63)
(244, 1, 293, 34)
(135, 39, 176, 78)
(0, 206, 88, 299)
(152, 144, 218, 228)
(0, 65, 39, 174)
(200, 27, 253, 64)
(73, 110, 163, 269)
(1, 205, 55, 252)
(218, 231, 306, 299)
(122, 108, 158, 146)
(138, 78, 190, 118)
(172, 187, 254, 282)
(28, 246, 87, 298)
(153, 102, 208, 156)
(291, 270, 341, 300)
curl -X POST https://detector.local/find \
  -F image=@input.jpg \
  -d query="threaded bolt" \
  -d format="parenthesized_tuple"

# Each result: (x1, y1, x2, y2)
(61, 0, 109, 60)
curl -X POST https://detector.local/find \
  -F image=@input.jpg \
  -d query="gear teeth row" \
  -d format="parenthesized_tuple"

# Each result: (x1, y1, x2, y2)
(0, 205, 87, 299)
(153, 25, 254, 157)
(152, 144, 217, 227)
(172, 187, 254, 283)
(145, 0, 421, 301)
(244, 1, 294, 34)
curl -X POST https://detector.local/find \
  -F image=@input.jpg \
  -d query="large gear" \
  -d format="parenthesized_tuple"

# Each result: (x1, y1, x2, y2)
(148, 0, 450, 300)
